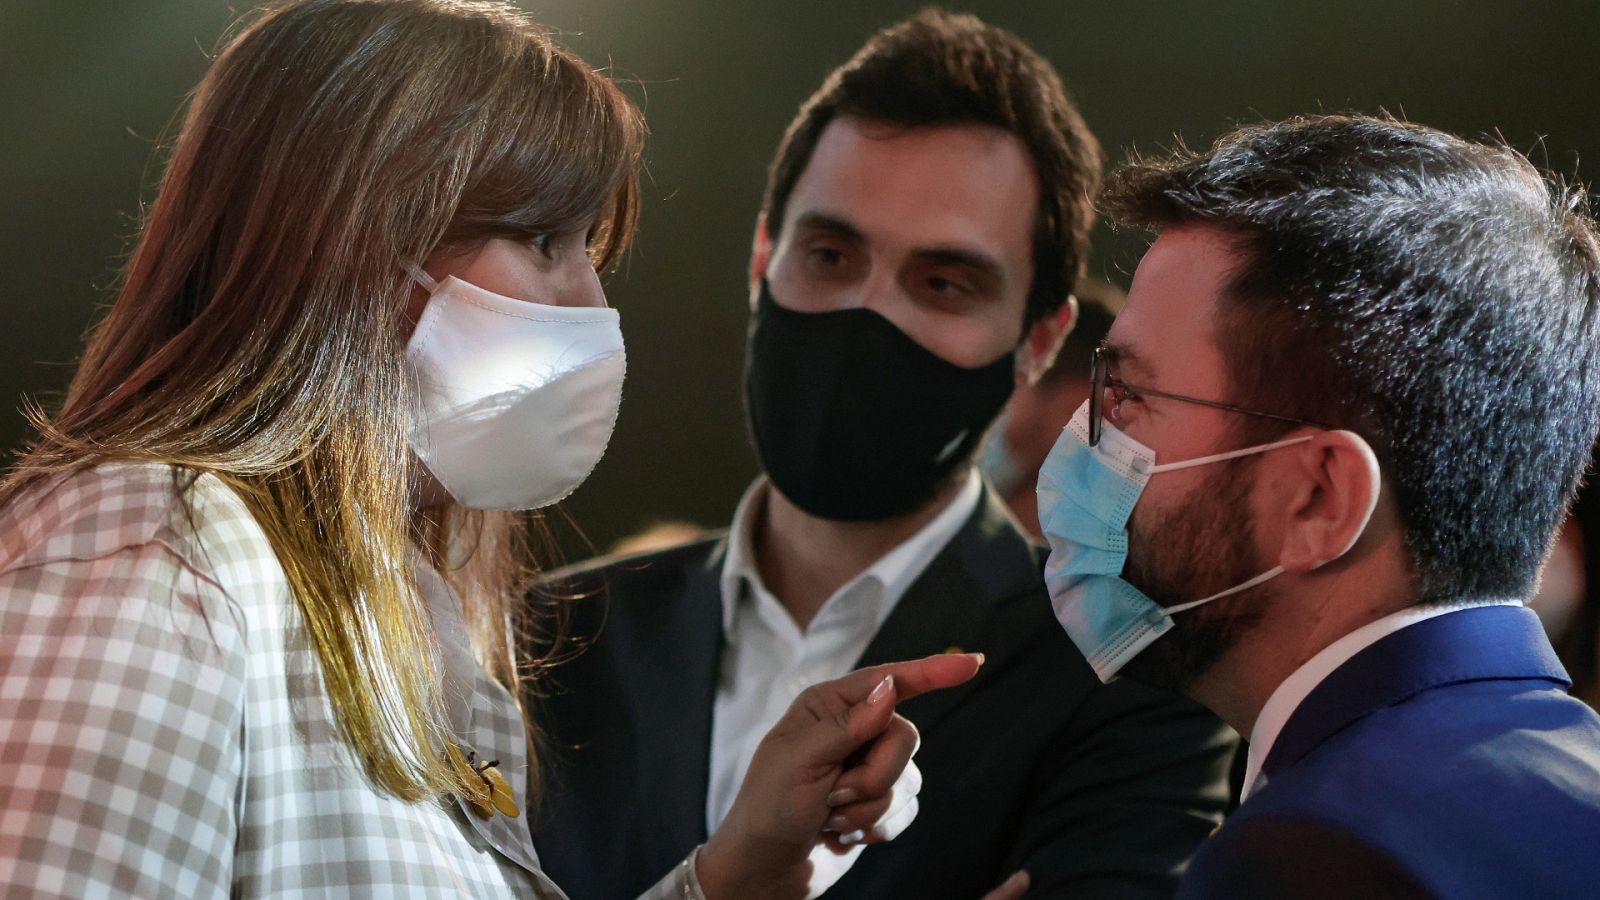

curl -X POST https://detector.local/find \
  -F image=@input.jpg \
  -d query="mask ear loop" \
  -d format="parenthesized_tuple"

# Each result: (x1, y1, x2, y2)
(406, 264, 440, 294)
(1147, 434, 1315, 474)
(1162, 566, 1287, 615)
(1139, 433, 1312, 616)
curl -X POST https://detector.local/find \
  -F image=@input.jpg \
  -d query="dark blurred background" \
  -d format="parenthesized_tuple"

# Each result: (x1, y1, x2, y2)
(3, 1, 1598, 558)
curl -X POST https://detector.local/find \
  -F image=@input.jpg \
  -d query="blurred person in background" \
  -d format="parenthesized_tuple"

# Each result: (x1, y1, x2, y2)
(981, 278, 1123, 540)
(532, 10, 1234, 900)
(0, 2, 978, 898)
(1530, 446, 1600, 709)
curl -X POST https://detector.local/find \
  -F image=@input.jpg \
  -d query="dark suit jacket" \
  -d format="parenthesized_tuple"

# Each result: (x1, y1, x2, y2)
(1180, 605, 1600, 899)
(530, 490, 1235, 899)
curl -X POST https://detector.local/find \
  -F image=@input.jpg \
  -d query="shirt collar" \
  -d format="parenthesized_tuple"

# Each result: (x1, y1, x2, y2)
(719, 471, 984, 642)
(1240, 596, 1523, 801)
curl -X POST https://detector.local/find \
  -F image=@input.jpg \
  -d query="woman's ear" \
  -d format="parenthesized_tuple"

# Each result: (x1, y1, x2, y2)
(1276, 429, 1382, 574)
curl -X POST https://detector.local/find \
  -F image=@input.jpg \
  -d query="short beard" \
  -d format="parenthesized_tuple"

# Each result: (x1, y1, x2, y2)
(1119, 455, 1270, 693)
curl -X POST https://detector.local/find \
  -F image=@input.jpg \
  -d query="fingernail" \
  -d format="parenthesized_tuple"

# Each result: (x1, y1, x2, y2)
(839, 829, 867, 846)
(974, 652, 986, 666)
(867, 675, 894, 705)
(826, 814, 850, 832)
(826, 787, 859, 807)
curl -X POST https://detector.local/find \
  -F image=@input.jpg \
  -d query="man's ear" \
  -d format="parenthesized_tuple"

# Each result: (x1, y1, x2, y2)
(749, 213, 772, 302)
(1276, 430, 1382, 574)
(1016, 295, 1077, 385)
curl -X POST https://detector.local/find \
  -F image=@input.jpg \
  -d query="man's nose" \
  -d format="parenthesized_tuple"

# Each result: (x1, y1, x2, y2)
(854, 266, 900, 315)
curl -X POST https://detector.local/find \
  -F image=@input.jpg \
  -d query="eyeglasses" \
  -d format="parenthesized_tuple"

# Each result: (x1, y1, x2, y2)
(1088, 345, 1330, 447)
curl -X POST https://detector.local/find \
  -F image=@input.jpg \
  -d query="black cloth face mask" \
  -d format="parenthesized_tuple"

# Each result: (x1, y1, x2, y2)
(744, 280, 1016, 521)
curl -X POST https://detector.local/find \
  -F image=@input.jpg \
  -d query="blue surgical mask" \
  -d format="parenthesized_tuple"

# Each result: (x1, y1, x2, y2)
(979, 409, 1027, 496)
(1037, 401, 1314, 683)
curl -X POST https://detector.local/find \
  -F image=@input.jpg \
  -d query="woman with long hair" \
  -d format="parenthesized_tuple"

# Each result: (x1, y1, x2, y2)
(0, 2, 978, 897)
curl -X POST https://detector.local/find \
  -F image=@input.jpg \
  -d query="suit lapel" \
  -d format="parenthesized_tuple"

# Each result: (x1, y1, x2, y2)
(1262, 604, 1571, 780)
(628, 537, 727, 856)
(855, 489, 1040, 733)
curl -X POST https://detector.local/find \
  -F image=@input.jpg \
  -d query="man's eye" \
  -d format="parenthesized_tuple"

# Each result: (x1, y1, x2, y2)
(927, 275, 973, 297)
(809, 246, 845, 267)
(1106, 384, 1140, 422)
(528, 233, 554, 257)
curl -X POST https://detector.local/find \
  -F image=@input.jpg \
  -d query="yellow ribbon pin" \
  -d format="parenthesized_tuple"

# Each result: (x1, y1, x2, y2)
(465, 756, 521, 819)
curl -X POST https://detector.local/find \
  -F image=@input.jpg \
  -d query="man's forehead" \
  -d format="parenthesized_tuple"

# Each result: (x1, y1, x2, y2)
(1110, 227, 1240, 384)
(781, 116, 1037, 263)
(1103, 301, 1171, 384)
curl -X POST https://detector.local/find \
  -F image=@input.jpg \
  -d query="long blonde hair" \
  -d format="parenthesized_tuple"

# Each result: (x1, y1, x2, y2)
(3, 0, 642, 805)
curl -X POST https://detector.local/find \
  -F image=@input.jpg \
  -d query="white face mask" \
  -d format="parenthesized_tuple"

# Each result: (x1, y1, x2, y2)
(405, 267, 626, 510)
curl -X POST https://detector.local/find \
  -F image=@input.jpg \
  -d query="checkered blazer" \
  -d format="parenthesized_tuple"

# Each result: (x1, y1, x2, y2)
(0, 464, 701, 899)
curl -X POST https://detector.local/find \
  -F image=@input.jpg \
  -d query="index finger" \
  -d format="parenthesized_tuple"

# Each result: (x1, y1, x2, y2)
(835, 653, 984, 705)
(982, 870, 1030, 900)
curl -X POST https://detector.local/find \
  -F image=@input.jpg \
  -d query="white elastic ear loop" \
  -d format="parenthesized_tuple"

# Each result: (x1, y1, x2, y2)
(1140, 433, 1318, 617)
(406, 264, 439, 294)
(1147, 434, 1314, 474)
(1163, 565, 1286, 615)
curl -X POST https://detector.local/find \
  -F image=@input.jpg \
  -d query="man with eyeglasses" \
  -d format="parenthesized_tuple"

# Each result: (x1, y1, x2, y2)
(1037, 113, 1600, 897)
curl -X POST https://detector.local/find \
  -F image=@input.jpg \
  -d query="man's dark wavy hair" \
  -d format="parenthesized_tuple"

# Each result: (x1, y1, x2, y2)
(1105, 113, 1600, 605)
(762, 7, 1100, 327)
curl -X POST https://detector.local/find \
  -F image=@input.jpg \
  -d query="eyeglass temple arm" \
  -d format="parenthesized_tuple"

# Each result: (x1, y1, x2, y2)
(1107, 378, 1331, 430)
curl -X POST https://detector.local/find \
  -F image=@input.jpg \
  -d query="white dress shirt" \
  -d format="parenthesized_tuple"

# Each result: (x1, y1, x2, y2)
(706, 472, 983, 832)
(1240, 598, 1524, 801)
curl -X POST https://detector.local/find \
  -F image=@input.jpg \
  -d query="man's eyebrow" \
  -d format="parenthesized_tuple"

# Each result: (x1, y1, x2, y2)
(790, 211, 865, 243)
(789, 213, 1002, 280)
(1101, 340, 1154, 379)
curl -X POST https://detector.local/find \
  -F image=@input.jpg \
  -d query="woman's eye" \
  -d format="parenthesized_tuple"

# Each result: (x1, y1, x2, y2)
(529, 233, 554, 257)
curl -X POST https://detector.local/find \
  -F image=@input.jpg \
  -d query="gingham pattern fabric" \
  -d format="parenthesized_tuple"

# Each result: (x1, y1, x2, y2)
(0, 464, 703, 899)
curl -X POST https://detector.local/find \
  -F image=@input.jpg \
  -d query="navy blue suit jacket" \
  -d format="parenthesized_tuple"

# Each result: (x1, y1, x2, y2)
(1181, 605, 1600, 899)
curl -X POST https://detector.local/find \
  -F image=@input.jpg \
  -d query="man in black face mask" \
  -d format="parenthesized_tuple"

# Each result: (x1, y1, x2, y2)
(532, 11, 1234, 899)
